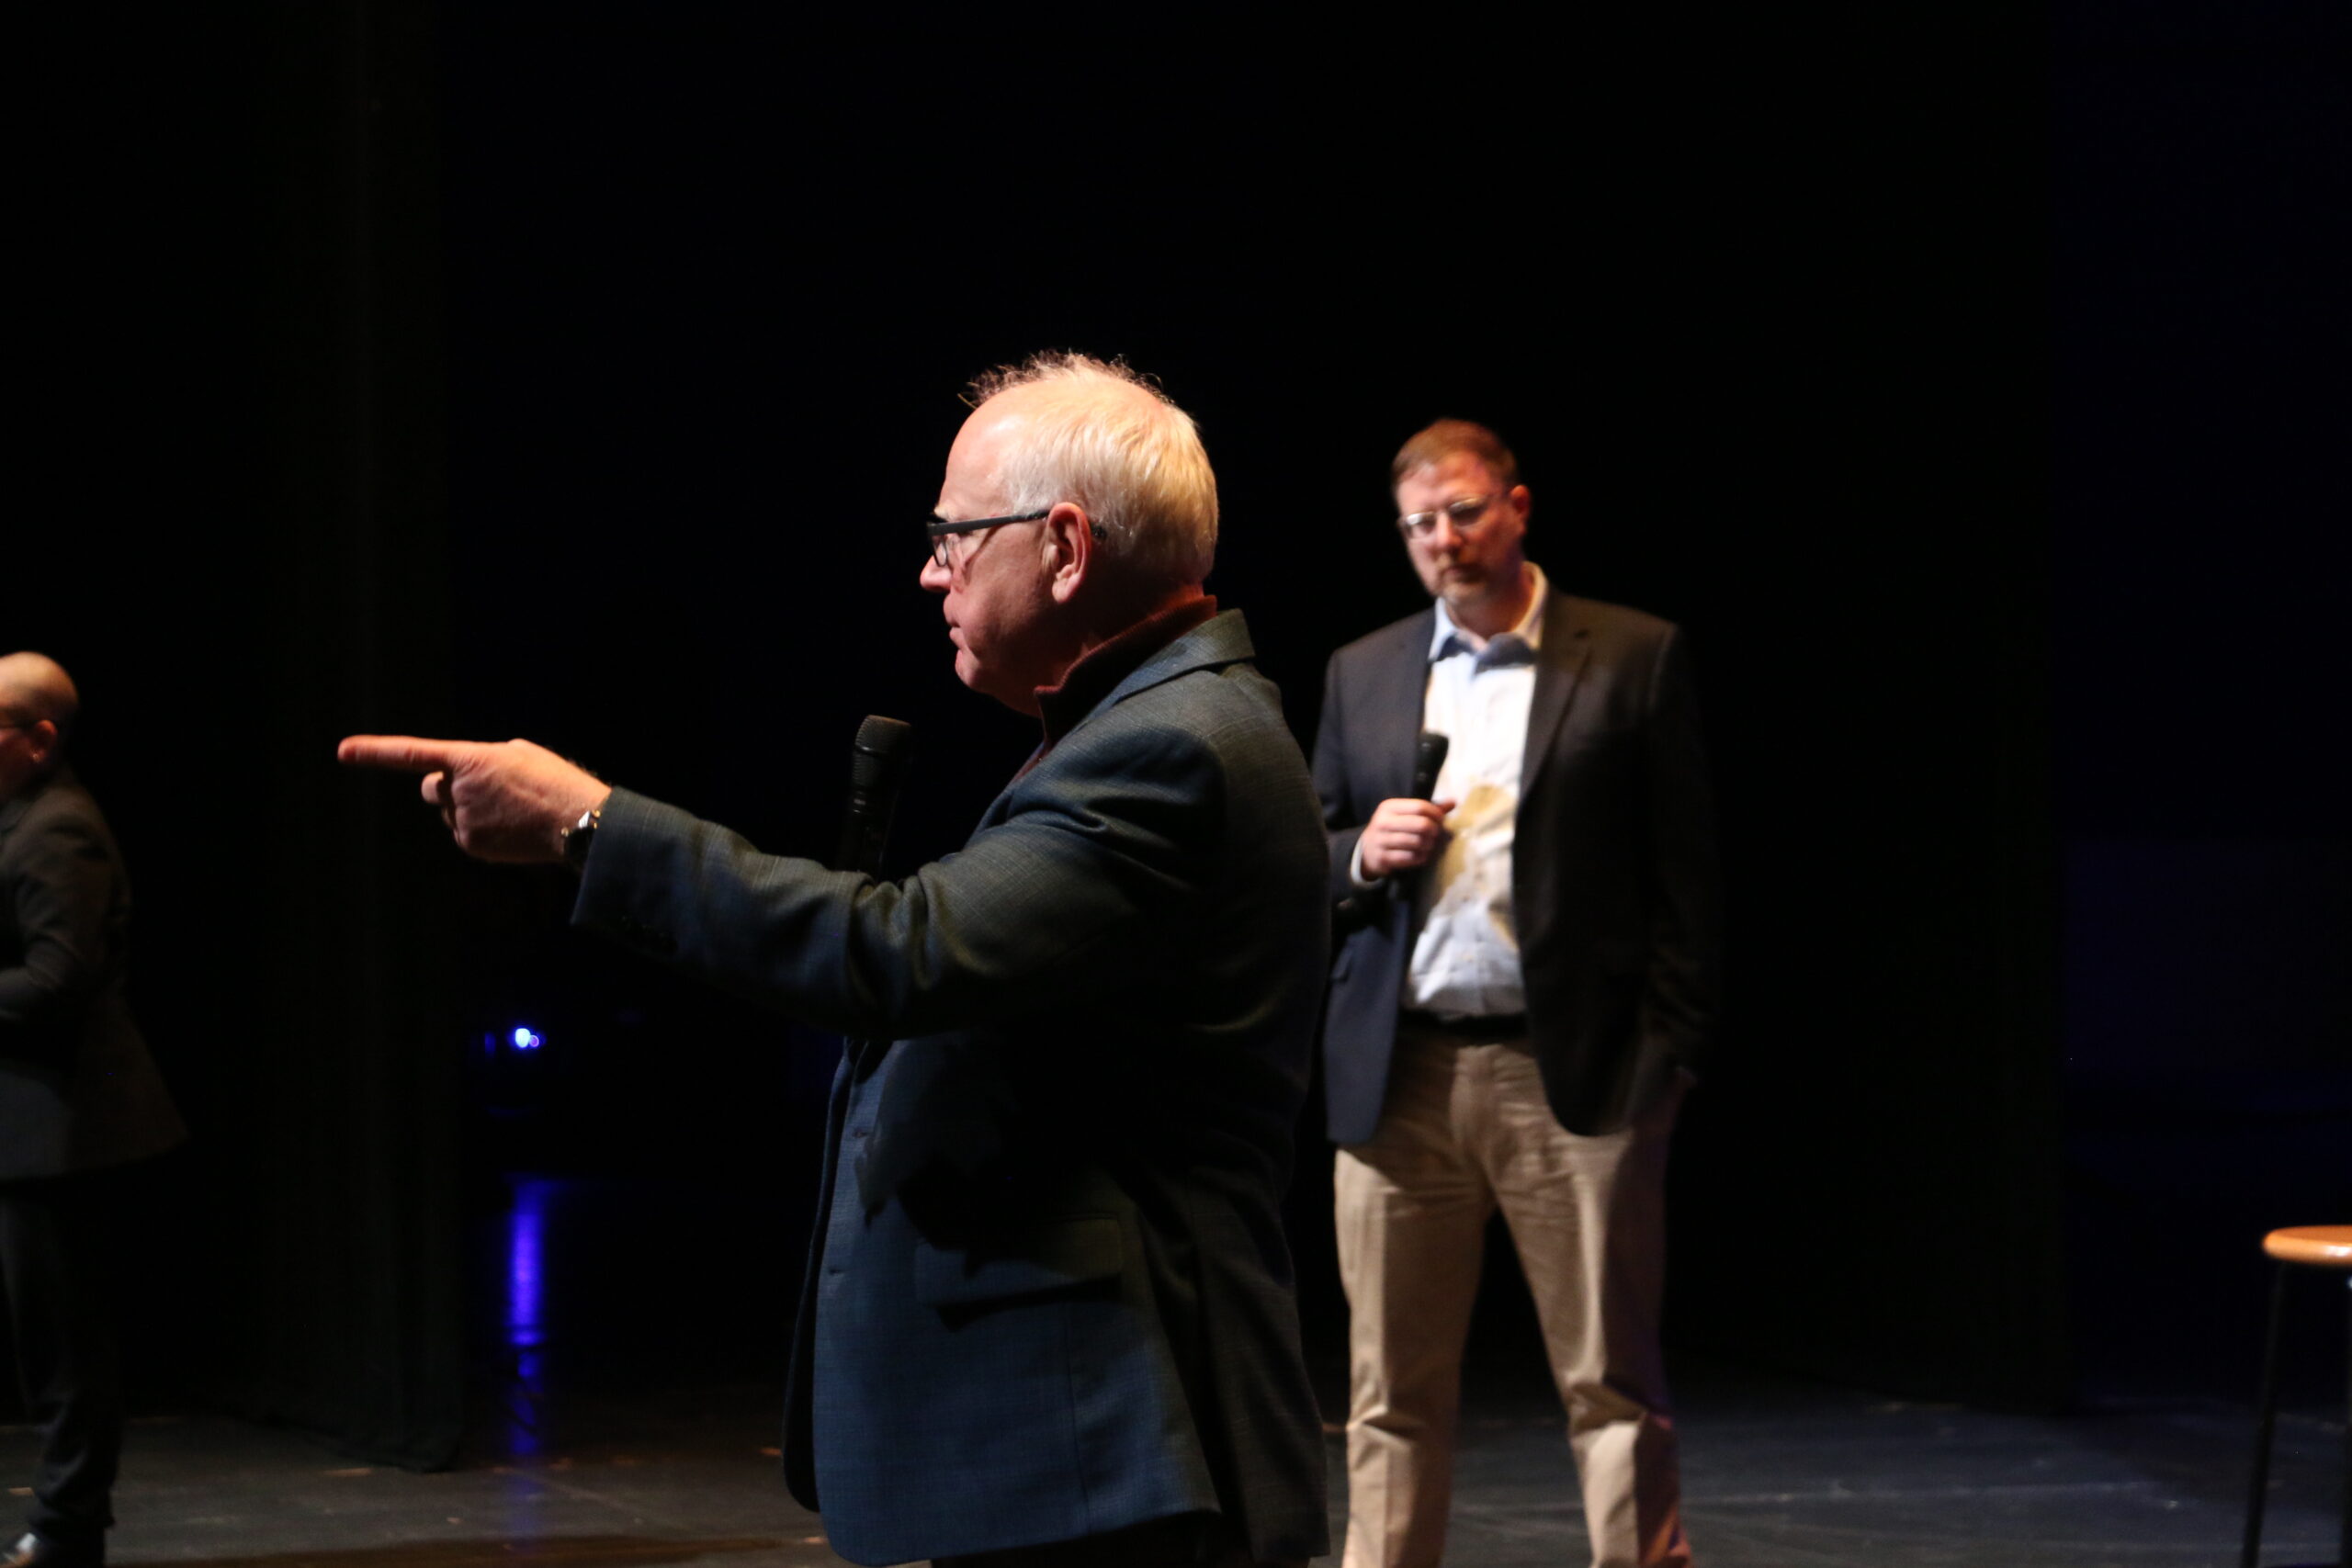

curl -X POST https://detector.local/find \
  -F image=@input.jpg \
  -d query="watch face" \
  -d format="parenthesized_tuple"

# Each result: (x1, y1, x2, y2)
(563, 810, 598, 870)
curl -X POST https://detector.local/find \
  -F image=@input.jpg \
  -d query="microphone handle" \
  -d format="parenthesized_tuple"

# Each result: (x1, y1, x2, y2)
(834, 716, 913, 1077)
(835, 716, 914, 875)
(837, 788, 894, 875)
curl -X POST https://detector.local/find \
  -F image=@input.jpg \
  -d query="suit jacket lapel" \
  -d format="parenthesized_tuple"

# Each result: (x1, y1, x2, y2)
(1521, 592, 1593, 798)
(1381, 610, 1438, 797)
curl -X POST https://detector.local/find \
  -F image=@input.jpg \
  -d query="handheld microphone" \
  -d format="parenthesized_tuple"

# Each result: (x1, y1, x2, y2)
(1410, 730, 1451, 803)
(835, 715, 914, 875)
(1400, 729, 1453, 896)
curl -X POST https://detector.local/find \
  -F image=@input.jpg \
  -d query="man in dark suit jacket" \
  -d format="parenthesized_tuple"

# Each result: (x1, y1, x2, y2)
(343, 355, 1329, 1567)
(0, 653, 187, 1568)
(1313, 422, 1721, 1568)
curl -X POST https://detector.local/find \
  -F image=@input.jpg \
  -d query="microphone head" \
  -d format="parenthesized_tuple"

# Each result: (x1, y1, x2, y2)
(850, 715, 914, 792)
(1412, 730, 1451, 797)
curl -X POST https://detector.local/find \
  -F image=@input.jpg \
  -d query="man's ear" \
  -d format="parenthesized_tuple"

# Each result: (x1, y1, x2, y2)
(1043, 502, 1092, 604)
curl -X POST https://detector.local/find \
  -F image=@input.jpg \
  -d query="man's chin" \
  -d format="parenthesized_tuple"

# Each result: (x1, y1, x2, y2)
(955, 655, 1035, 715)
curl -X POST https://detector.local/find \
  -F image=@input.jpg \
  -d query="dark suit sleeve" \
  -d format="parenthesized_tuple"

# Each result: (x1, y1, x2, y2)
(1640, 626, 1724, 1074)
(0, 808, 112, 1062)
(1311, 651, 1372, 908)
(571, 713, 1228, 1041)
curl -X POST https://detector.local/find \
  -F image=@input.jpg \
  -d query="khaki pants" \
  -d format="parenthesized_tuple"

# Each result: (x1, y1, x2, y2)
(1335, 1021, 1690, 1568)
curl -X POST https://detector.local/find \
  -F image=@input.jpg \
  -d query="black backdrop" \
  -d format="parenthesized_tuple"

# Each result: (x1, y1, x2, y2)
(15, 3, 2340, 1467)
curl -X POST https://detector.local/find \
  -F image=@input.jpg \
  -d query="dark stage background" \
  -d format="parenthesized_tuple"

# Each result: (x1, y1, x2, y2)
(14, 3, 2345, 1472)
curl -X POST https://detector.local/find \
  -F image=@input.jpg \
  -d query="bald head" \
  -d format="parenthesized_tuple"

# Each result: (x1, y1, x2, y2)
(0, 652, 76, 797)
(0, 652, 77, 737)
(965, 352, 1218, 593)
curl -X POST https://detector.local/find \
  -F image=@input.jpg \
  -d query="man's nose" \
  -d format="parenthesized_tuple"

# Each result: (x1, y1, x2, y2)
(919, 554, 951, 592)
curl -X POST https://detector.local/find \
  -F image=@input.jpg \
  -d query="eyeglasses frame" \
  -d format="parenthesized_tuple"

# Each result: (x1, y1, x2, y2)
(1396, 493, 1508, 541)
(926, 508, 1108, 569)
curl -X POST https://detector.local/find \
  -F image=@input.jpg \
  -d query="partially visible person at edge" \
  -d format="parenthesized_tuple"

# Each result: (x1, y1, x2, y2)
(1, 651, 189, 1568)
(340, 354, 1329, 1568)
(1313, 420, 1723, 1568)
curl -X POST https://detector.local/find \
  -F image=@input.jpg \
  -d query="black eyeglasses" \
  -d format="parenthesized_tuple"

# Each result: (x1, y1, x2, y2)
(925, 509, 1105, 568)
(925, 509, 1049, 568)
(1397, 494, 1500, 540)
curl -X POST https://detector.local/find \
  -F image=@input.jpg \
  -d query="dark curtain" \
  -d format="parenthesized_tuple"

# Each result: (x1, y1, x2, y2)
(205, 0, 462, 1468)
(2052, 2, 2351, 1404)
(21, 2, 463, 1466)
(1640, 13, 2072, 1408)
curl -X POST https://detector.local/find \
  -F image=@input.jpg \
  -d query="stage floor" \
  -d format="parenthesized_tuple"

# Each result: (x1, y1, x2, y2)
(5, 1357, 2340, 1567)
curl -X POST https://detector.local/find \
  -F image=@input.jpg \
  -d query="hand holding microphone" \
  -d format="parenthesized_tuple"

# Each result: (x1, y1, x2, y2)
(1359, 731, 1452, 880)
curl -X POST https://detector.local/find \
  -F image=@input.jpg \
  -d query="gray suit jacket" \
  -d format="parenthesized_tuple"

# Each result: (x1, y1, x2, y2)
(0, 765, 187, 1182)
(571, 610, 1330, 1565)
(1314, 591, 1722, 1141)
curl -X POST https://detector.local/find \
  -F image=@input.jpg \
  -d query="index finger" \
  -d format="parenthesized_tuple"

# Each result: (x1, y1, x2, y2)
(338, 734, 480, 773)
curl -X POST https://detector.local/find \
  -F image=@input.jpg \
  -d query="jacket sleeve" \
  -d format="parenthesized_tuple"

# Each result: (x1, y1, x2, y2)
(1639, 626, 1724, 1073)
(571, 712, 1227, 1041)
(1311, 651, 1372, 908)
(0, 808, 114, 1063)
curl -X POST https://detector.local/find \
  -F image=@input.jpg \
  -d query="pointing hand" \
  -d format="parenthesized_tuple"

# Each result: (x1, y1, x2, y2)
(337, 734, 610, 864)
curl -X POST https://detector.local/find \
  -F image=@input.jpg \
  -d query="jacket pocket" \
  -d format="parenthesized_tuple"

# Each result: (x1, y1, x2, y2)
(911, 1213, 1124, 1307)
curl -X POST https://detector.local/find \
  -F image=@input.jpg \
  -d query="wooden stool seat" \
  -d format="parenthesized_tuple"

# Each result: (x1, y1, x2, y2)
(2241, 1224, 2350, 1566)
(2263, 1225, 2352, 1268)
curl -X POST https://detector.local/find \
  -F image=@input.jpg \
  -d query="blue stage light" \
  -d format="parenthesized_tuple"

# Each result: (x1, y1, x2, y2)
(511, 1026, 543, 1051)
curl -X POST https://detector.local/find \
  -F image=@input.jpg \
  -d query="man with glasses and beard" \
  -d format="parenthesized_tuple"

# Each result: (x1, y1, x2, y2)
(1313, 421, 1722, 1568)
(341, 355, 1328, 1568)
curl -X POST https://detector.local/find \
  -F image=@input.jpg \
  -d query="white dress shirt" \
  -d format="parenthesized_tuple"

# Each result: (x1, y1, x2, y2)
(1399, 565, 1546, 1019)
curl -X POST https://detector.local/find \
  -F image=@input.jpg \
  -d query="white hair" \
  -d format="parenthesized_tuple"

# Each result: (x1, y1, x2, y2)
(967, 352, 1218, 590)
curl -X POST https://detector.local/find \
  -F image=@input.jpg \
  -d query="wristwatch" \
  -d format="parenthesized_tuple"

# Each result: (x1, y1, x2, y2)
(560, 803, 602, 873)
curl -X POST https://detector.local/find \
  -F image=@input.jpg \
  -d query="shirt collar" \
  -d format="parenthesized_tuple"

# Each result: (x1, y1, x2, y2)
(1429, 563, 1547, 664)
(1035, 592, 1220, 744)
